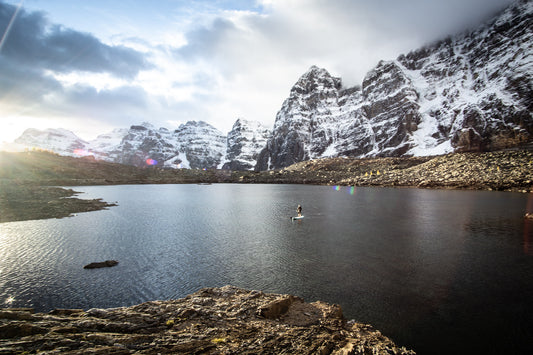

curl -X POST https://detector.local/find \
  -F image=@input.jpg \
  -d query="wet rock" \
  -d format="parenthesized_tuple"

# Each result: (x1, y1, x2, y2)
(84, 260, 119, 269)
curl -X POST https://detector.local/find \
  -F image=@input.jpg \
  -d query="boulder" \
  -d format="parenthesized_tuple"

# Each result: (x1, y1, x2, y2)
(83, 260, 119, 269)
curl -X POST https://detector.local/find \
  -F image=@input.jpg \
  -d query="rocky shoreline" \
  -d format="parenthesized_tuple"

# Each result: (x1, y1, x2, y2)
(269, 150, 533, 192)
(0, 184, 117, 223)
(0, 286, 415, 354)
(2, 150, 533, 192)
(1, 150, 532, 223)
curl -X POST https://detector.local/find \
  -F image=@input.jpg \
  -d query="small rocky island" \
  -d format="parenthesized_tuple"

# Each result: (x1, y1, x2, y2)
(0, 286, 414, 354)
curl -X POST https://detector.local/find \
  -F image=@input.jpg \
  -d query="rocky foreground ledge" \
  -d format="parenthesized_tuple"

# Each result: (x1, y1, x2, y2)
(0, 286, 415, 354)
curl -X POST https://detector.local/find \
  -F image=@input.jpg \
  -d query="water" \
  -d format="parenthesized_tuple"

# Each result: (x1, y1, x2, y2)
(1, 184, 532, 354)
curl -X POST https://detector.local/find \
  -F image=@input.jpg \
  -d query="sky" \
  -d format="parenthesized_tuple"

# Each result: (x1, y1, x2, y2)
(0, 0, 516, 143)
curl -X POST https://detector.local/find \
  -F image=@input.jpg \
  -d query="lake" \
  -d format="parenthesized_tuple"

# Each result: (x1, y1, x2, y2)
(1, 184, 532, 354)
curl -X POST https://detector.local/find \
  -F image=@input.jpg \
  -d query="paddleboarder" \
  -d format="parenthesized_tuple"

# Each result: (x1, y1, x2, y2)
(297, 204, 302, 217)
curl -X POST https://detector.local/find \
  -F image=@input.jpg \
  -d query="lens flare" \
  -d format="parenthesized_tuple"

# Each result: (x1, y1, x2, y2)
(349, 186, 356, 195)
(146, 158, 158, 166)
(73, 149, 91, 157)
(0, 0, 23, 53)
(333, 186, 340, 191)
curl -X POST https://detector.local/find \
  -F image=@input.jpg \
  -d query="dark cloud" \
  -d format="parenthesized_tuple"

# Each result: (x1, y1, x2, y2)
(0, 56, 61, 104)
(0, 1, 151, 79)
(307, 0, 517, 43)
(0, 1, 155, 133)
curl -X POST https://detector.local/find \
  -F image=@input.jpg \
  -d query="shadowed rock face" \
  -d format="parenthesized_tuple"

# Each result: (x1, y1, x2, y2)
(0, 286, 415, 354)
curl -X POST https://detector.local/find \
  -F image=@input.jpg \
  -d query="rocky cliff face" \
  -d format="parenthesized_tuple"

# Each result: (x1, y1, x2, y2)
(257, 0, 533, 170)
(397, 0, 532, 154)
(256, 66, 346, 170)
(222, 118, 270, 170)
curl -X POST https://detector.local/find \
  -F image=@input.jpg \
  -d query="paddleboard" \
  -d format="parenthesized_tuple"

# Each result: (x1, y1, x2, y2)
(291, 215, 304, 221)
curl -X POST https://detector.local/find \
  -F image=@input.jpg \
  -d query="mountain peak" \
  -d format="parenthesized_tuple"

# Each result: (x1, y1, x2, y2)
(288, 66, 342, 99)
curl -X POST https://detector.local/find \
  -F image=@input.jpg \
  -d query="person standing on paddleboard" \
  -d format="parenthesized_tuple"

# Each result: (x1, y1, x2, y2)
(297, 204, 302, 217)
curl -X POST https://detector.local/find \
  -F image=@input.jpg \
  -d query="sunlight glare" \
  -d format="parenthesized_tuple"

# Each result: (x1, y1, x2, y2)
(51, 71, 127, 92)
(73, 149, 92, 157)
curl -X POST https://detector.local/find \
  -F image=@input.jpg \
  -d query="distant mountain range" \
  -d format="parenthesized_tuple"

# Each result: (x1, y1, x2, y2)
(10, 0, 533, 170)
(13, 120, 270, 170)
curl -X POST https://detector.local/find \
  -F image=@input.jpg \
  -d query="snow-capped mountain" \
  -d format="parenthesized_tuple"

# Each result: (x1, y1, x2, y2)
(14, 128, 88, 155)
(173, 121, 227, 169)
(222, 119, 271, 170)
(256, 0, 532, 170)
(88, 127, 129, 160)
(13, 120, 260, 170)
(106, 123, 182, 168)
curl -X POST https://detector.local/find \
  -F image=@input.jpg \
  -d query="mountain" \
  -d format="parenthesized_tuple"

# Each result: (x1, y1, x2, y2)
(222, 119, 271, 170)
(256, 0, 532, 170)
(88, 127, 129, 160)
(12, 120, 261, 170)
(173, 121, 227, 169)
(14, 128, 88, 156)
(106, 123, 183, 168)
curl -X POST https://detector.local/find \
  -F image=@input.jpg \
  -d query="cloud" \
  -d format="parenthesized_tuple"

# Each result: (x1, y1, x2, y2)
(0, 1, 156, 140)
(0, 2, 151, 78)
(172, 0, 516, 87)
(162, 0, 517, 134)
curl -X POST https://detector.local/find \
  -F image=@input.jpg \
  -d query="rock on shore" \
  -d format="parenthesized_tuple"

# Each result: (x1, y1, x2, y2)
(0, 286, 415, 354)
(253, 150, 533, 192)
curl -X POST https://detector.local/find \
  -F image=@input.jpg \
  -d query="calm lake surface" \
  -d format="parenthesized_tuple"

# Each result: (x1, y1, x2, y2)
(1, 184, 532, 354)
